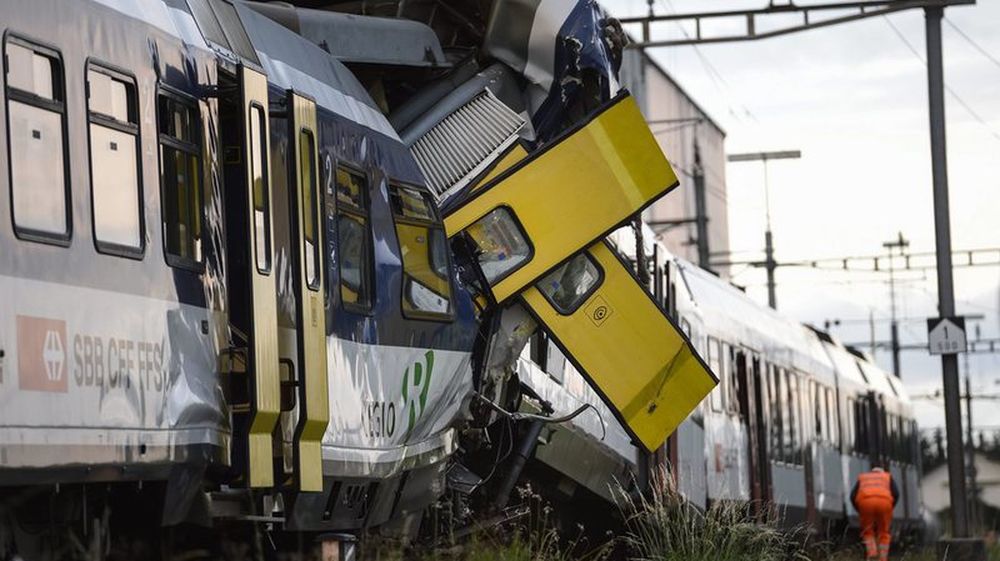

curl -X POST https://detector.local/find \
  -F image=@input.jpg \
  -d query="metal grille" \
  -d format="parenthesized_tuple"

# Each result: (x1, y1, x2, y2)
(410, 90, 524, 199)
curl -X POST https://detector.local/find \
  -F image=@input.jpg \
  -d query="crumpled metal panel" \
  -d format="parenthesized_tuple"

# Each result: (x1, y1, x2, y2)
(246, 1, 449, 68)
(322, 338, 472, 477)
(484, 0, 620, 142)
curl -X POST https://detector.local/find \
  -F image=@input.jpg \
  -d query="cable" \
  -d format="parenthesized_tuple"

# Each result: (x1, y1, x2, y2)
(655, 0, 762, 126)
(473, 393, 608, 441)
(883, 15, 1000, 144)
(944, 17, 1000, 73)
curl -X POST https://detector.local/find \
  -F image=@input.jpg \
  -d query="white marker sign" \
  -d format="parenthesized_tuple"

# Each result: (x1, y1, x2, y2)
(927, 316, 967, 355)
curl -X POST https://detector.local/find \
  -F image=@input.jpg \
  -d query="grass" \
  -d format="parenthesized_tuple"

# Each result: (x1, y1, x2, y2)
(613, 469, 808, 561)
(357, 470, 1000, 560)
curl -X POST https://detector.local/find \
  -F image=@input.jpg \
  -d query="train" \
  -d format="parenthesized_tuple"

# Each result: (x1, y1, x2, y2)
(0, 0, 720, 559)
(514, 224, 925, 541)
(0, 0, 924, 557)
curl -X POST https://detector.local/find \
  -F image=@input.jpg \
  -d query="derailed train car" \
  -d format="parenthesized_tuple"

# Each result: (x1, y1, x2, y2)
(0, 0, 718, 558)
(516, 224, 924, 541)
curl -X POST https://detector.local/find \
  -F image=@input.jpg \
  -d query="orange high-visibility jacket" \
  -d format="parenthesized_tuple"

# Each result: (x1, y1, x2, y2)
(851, 470, 899, 506)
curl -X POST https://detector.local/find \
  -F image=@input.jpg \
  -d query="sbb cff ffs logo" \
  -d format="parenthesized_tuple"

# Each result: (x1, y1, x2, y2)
(16, 315, 68, 392)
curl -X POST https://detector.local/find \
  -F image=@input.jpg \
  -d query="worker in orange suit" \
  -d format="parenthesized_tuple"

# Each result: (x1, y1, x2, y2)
(851, 464, 899, 561)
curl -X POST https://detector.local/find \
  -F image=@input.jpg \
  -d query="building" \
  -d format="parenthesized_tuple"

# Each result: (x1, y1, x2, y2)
(620, 49, 729, 277)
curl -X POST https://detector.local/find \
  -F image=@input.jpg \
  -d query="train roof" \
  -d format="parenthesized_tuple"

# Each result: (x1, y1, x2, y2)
(92, 1, 399, 140)
(818, 337, 871, 390)
(234, 2, 401, 140)
(813, 325, 913, 410)
(674, 259, 837, 385)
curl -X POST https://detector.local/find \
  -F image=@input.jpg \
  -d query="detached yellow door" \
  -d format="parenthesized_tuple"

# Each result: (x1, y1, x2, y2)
(443, 93, 677, 304)
(520, 241, 718, 451)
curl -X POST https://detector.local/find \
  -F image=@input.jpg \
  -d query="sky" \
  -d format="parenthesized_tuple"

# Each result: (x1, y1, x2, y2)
(604, 0, 1000, 434)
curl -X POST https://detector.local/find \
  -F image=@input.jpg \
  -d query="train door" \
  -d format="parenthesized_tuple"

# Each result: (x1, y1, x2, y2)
(219, 66, 280, 488)
(442, 94, 678, 305)
(281, 93, 329, 492)
(802, 381, 817, 527)
(733, 351, 753, 499)
(745, 354, 772, 511)
(518, 241, 717, 451)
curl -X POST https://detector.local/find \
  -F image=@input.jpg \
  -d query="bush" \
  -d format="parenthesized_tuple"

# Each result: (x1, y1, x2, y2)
(615, 469, 808, 561)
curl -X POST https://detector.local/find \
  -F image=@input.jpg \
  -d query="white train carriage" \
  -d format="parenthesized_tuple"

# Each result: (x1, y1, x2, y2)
(511, 223, 924, 539)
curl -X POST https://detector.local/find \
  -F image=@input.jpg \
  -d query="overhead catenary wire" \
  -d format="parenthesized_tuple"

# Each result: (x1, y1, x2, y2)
(943, 17, 1000, 73)
(883, 15, 1000, 144)
(653, 0, 762, 126)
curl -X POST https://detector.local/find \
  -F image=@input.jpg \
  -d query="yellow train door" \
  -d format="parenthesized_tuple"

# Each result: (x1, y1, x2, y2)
(443, 94, 678, 305)
(220, 65, 281, 489)
(287, 93, 330, 492)
(520, 241, 718, 452)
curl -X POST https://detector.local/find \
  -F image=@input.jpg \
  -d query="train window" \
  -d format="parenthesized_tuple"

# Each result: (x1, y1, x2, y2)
(300, 130, 320, 289)
(159, 92, 203, 268)
(87, 65, 143, 256)
(769, 365, 783, 462)
(538, 252, 602, 316)
(662, 262, 671, 311)
(335, 165, 372, 310)
(814, 382, 824, 441)
(855, 398, 868, 454)
(896, 415, 906, 462)
(249, 105, 271, 274)
(389, 182, 453, 319)
(785, 371, 799, 463)
(5, 38, 69, 242)
(530, 331, 550, 373)
(726, 347, 740, 415)
(827, 388, 838, 446)
(465, 207, 532, 284)
(707, 337, 723, 412)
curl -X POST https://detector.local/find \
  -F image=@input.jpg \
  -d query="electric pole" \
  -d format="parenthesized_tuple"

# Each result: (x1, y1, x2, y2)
(693, 144, 710, 270)
(727, 150, 801, 310)
(883, 232, 909, 378)
(926, 4, 970, 540)
(627, 0, 978, 545)
(965, 351, 978, 533)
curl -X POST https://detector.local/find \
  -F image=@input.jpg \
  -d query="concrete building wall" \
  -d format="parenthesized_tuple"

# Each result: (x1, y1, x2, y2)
(621, 49, 729, 277)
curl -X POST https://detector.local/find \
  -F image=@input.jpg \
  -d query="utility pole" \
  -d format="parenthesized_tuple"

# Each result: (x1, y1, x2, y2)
(925, 4, 971, 541)
(870, 309, 877, 357)
(693, 144, 710, 270)
(964, 353, 978, 533)
(727, 150, 801, 310)
(883, 232, 909, 378)
(628, 0, 977, 546)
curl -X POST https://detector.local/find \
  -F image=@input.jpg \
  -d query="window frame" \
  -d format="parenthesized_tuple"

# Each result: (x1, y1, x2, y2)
(388, 179, 456, 322)
(85, 60, 144, 259)
(247, 101, 271, 275)
(537, 251, 605, 317)
(463, 204, 536, 287)
(156, 85, 205, 272)
(726, 345, 740, 416)
(707, 336, 723, 413)
(333, 161, 374, 314)
(769, 364, 784, 464)
(299, 127, 322, 290)
(4, 32, 71, 246)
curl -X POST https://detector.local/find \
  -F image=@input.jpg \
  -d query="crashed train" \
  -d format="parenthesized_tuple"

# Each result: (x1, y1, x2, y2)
(0, 0, 718, 558)
(518, 224, 924, 540)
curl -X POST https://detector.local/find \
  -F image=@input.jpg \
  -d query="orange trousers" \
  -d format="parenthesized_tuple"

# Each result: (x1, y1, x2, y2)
(858, 497, 893, 561)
